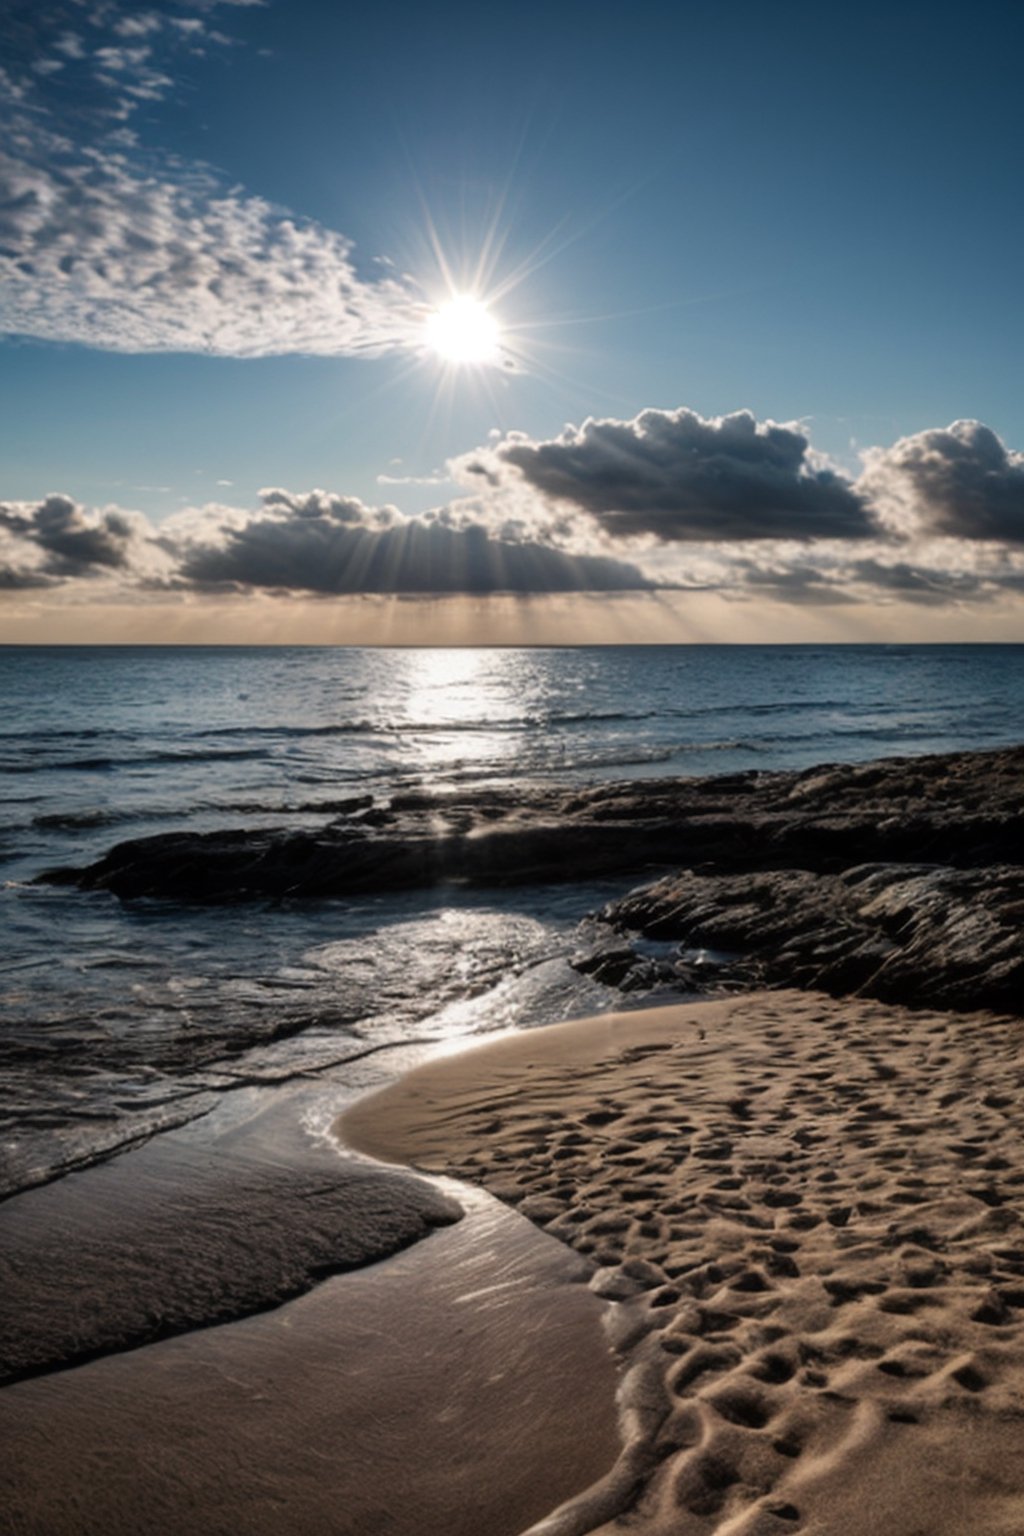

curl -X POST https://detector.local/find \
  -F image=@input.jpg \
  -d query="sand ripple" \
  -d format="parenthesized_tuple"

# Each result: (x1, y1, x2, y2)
(343, 990, 1024, 1535)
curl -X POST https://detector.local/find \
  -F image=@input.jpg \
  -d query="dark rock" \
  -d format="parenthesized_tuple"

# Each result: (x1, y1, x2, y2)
(37, 745, 1024, 1014)
(601, 860, 1024, 1013)
(39, 745, 1024, 901)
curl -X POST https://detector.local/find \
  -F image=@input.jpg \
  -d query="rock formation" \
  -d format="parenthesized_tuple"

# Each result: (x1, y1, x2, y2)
(41, 745, 1024, 1013)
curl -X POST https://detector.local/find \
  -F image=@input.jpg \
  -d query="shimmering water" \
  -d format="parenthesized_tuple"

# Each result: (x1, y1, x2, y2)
(3, 644, 1023, 1193)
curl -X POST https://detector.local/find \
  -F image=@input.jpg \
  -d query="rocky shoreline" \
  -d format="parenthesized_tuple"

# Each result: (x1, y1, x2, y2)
(41, 744, 1024, 1014)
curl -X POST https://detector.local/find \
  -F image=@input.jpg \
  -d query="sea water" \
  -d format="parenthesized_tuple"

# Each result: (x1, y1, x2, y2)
(2, 644, 1022, 1191)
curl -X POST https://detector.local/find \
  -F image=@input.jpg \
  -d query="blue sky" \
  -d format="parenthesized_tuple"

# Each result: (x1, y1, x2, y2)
(2, 0, 1023, 640)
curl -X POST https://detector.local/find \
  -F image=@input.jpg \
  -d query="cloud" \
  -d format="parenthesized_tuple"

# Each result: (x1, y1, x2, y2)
(860, 420, 1024, 542)
(2, 2, 244, 123)
(170, 489, 653, 594)
(376, 472, 451, 487)
(0, 489, 651, 595)
(0, 527, 57, 590)
(4, 415, 1024, 611)
(458, 408, 875, 542)
(843, 557, 991, 603)
(0, 2, 427, 358)
(729, 561, 859, 607)
(0, 493, 165, 580)
(0, 129, 424, 357)
(726, 554, 1004, 608)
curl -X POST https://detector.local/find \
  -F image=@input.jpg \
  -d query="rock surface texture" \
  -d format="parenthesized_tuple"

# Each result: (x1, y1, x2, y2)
(43, 745, 1024, 1013)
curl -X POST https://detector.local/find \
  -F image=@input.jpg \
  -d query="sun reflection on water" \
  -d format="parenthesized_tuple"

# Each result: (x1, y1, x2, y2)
(403, 648, 494, 725)
(356, 647, 618, 788)
(393, 648, 523, 780)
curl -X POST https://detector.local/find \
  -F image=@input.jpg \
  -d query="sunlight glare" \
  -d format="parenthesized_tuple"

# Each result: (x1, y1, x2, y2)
(424, 295, 501, 366)
(404, 647, 491, 725)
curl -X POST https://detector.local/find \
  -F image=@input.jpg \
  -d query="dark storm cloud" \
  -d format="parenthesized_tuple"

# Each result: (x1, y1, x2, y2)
(0, 494, 152, 576)
(7, 413, 1024, 611)
(461, 408, 875, 541)
(861, 420, 1024, 542)
(173, 491, 653, 594)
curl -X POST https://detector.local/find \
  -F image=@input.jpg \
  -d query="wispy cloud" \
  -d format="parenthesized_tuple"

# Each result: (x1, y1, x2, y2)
(4, 2, 239, 122)
(376, 471, 451, 487)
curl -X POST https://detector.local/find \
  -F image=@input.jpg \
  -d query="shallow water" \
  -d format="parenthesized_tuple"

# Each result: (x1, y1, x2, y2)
(2, 643, 1023, 1193)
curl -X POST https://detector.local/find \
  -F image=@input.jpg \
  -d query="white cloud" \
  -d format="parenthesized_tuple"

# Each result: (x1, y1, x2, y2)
(54, 35, 87, 60)
(0, 125, 425, 357)
(1, 1, 431, 358)
(111, 14, 165, 38)
(376, 471, 451, 487)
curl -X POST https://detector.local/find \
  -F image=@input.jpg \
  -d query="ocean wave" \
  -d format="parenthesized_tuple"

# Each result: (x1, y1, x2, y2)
(532, 708, 660, 726)
(186, 707, 662, 741)
(436, 745, 680, 782)
(655, 697, 849, 720)
(32, 808, 131, 831)
(0, 726, 115, 743)
(750, 722, 952, 748)
(2, 746, 271, 774)
(193, 720, 392, 739)
(673, 738, 749, 754)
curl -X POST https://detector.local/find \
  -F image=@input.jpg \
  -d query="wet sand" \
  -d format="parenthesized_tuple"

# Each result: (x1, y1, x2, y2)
(0, 1088, 621, 1535)
(0, 1082, 461, 1384)
(342, 991, 1024, 1535)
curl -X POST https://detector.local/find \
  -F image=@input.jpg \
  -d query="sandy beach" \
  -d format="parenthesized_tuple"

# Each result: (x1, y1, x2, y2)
(3, 742, 1024, 1533)
(342, 990, 1024, 1534)
(4, 985, 1024, 1534)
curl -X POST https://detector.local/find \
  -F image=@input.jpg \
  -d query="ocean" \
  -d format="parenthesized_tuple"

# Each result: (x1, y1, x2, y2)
(3, 643, 1023, 1195)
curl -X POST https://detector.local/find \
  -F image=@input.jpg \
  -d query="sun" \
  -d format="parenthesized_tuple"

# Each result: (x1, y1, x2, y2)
(424, 294, 501, 366)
